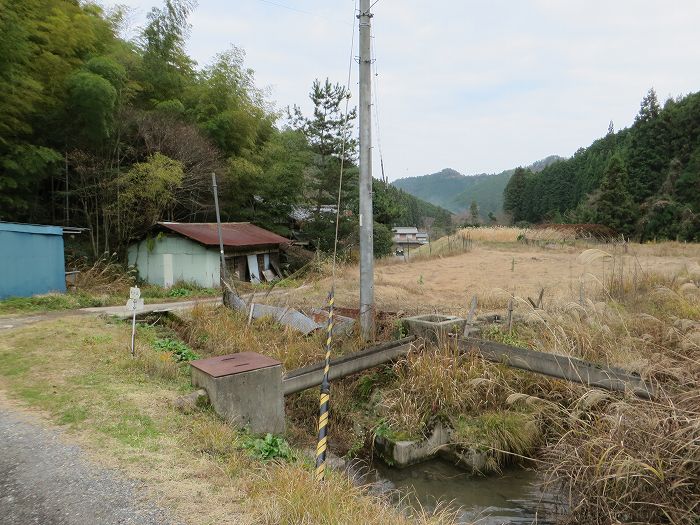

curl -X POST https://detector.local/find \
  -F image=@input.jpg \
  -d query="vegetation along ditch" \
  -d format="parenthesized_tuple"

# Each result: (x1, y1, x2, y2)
(1, 237, 698, 524)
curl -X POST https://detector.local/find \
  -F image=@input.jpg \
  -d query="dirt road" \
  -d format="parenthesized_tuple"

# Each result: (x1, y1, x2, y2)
(0, 406, 179, 525)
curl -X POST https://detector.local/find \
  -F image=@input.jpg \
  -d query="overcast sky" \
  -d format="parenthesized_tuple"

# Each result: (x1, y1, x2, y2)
(113, 0, 700, 181)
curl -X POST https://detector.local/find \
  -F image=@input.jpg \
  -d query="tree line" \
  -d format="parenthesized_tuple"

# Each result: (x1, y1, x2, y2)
(0, 0, 452, 259)
(503, 89, 700, 241)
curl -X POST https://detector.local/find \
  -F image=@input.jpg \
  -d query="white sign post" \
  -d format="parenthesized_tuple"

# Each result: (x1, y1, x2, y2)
(126, 286, 144, 356)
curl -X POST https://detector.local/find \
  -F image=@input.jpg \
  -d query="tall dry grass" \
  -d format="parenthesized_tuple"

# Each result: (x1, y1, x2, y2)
(180, 304, 363, 371)
(377, 341, 569, 442)
(455, 225, 578, 243)
(541, 389, 699, 525)
(71, 254, 135, 295)
(247, 461, 459, 525)
(457, 226, 527, 243)
(516, 253, 700, 524)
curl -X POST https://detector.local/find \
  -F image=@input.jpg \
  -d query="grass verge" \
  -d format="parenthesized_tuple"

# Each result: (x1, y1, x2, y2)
(0, 316, 455, 525)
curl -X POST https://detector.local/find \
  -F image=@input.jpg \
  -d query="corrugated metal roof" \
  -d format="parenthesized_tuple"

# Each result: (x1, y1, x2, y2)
(157, 222, 290, 248)
(0, 222, 64, 236)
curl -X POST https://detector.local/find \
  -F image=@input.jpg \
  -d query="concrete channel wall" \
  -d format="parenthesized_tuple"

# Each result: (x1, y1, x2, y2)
(281, 336, 417, 395)
(459, 337, 656, 399)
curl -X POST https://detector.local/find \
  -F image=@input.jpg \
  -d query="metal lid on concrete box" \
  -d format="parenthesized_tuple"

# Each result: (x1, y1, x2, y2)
(190, 352, 281, 378)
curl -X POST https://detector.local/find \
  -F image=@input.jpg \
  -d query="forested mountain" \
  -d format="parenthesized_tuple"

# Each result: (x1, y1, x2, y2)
(393, 156, 562, 218)
(503, 89, 700, 241)
(0, 0, 450, 258)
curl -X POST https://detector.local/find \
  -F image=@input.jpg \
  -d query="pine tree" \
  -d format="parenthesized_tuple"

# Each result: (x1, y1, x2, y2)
(628, 88, 668, 200)
(503, 167, 528, 223)
(593, 156, 636, 236)
(288, 79, 357, 211)
(635, 88, 661, 124)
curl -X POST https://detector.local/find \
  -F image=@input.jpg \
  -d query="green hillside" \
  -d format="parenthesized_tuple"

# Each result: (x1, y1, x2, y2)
(392, 156, 562, 218)
(503, 89, 700, 241)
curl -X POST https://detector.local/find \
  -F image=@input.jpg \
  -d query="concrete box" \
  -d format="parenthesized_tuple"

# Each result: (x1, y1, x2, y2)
(190, 352, 285, 434)
(405, 314, 467, 343)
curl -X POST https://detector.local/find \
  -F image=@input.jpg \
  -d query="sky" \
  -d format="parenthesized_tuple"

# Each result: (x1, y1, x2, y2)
(113, 0, 700, 181)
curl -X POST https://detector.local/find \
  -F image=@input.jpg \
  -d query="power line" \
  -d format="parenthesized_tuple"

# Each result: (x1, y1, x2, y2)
(252, 0, 352, 24)
(254, 0, 315, 16)
(371, 19, 387, 185)
(315, 0, 358, 482)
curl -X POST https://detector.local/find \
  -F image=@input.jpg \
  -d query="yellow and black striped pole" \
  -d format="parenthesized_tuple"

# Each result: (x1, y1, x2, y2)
(315, 289, 334, 481)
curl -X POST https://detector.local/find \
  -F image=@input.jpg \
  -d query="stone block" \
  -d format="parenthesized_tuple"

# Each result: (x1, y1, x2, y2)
(190, 352, 285, 434)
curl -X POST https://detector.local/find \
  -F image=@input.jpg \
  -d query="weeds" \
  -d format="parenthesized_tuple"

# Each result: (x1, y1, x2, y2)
(248, 461, 459, 525)
(452, 411, 541, 471)
(243, 433, 295, 461)
(378, 342, 564, 441)
(180, 305, 359, 370)
(152, 338, 199, 362)
(71, 254, 135, 295)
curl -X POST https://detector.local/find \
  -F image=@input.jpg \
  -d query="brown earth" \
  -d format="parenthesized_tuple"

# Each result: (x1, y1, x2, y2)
(281, 242, 700, 316)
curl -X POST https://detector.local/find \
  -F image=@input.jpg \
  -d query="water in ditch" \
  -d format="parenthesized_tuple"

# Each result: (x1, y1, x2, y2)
(359, 459, 561, 524)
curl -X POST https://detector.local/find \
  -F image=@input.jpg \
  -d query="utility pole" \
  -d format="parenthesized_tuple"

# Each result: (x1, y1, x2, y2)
(358, 0, 374, 340)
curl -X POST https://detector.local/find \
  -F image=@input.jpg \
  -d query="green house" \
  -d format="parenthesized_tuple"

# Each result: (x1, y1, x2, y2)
(128, 222, 290, 288)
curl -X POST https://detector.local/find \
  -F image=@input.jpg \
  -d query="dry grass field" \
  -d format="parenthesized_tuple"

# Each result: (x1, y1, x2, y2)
(278, 234, 700, 317)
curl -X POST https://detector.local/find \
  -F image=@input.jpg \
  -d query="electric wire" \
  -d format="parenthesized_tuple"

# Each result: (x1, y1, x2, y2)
(330, 0, 358, 279)
(255, 0, 314, 15)
(370, 21, 387, 185)
(315, 0, 358, 483)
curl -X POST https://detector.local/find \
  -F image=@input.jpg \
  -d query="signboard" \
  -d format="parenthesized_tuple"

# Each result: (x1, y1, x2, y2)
(126, 298, 144, 311)
(126, 286, 144, 312)
(127, 286, 142, 357)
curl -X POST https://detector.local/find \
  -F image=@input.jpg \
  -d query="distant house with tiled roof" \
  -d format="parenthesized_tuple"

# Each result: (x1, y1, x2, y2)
(128, 222, 290, 287)
(392, 226, 428, 249)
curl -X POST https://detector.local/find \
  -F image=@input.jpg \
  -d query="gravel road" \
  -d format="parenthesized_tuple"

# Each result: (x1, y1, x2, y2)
(0, 408, 179, 525)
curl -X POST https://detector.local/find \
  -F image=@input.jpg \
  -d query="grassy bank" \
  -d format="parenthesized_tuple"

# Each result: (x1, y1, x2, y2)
(0, 283, 219, 315)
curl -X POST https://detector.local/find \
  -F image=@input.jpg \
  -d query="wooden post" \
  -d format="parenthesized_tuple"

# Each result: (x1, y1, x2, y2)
(507, 296, 514, 333)
(466, 294, 478, 324)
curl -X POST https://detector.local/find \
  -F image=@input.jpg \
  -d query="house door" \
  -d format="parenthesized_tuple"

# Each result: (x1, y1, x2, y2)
(246, 254, 260, 284)
(163, 254, 174, 288)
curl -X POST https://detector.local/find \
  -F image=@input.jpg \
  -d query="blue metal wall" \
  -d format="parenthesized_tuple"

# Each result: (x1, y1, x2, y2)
(0, 223, 66, 299)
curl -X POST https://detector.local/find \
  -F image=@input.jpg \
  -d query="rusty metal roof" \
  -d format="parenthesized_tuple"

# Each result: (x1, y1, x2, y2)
(157, 222, 290, 248)
(190, 352, 281, 378)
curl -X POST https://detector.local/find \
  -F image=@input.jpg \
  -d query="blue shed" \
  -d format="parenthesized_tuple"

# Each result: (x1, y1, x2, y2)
(0, 222, 66, 299)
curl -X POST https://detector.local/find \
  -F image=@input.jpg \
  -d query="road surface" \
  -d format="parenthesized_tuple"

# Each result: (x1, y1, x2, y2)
(0, 407, 179, 525)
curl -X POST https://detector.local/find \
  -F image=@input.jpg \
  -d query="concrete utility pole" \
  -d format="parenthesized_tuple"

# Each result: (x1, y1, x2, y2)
(358, 0, 374, 340)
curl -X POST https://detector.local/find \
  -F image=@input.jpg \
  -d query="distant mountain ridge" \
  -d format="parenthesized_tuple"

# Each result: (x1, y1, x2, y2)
(392, 155, 563, 217)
